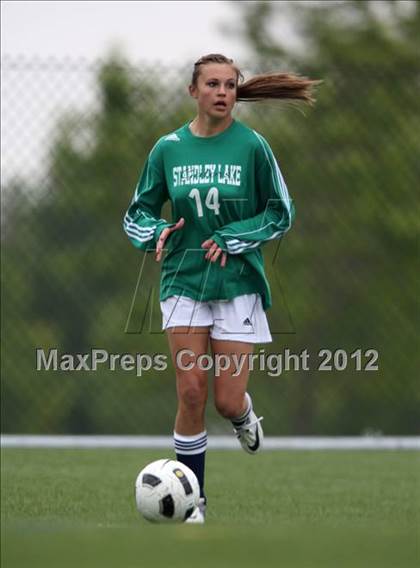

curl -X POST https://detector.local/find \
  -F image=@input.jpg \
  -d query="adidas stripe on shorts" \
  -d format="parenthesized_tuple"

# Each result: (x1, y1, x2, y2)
(160, 293, 272, 344)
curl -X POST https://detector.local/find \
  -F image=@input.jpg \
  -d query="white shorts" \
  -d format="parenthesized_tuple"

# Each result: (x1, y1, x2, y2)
(160, 293, 272, 344)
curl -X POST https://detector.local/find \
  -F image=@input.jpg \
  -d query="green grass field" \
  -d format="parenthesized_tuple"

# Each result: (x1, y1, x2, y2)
(1, 449, 419, 567)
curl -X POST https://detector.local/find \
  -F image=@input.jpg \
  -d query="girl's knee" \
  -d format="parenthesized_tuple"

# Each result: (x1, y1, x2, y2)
(214, 395, 244, 419)
(177, 370, 207, 410)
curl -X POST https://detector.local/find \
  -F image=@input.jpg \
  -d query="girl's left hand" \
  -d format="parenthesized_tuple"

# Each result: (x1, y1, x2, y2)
(201, 239, 227, 267)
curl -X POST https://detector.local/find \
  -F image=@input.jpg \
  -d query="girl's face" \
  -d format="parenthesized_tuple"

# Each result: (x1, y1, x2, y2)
(189, 63, 237, 120)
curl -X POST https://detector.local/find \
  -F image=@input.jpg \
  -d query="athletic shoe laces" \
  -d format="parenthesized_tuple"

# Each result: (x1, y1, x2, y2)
(233, 416, 264, 435)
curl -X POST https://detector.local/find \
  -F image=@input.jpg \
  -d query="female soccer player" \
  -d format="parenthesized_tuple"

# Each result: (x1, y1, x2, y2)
(124, 54, 319, 523)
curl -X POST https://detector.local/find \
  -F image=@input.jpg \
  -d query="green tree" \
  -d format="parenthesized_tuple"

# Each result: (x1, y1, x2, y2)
(223, 0, 420, 433)
(2, 54, 193, 433)
(2, 4, 419, 435)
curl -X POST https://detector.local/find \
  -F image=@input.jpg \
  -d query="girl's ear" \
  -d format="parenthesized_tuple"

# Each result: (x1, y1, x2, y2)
(188, 84, 197, 99)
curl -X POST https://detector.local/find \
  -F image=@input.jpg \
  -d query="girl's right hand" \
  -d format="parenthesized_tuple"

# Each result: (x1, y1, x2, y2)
(155, 217, 185, 262)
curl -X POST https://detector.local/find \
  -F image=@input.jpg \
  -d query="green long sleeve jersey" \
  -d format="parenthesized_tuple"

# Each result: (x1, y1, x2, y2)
(123, 118, 295, 310)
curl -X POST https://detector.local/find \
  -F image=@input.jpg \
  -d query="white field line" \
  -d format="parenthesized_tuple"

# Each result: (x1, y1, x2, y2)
(1, 435, 420, 450)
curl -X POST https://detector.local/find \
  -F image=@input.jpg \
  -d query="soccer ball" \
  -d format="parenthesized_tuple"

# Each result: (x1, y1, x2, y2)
(135, 459, 200, 523)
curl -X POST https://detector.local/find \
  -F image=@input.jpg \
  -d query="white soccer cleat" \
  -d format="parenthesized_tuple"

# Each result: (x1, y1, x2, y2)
(234, 412, 264, 454)
(184, 497, 206, 524)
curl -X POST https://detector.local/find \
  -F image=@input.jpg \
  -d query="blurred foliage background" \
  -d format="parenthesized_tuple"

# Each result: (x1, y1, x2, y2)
(1, 1, 419, 435)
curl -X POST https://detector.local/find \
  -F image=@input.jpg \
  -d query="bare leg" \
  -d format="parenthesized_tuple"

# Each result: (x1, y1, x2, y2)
(210, 338, 254, 419)
(210, 338, 263, 454)
(166, 326, 211, 434)
(166, 326, 211, 503)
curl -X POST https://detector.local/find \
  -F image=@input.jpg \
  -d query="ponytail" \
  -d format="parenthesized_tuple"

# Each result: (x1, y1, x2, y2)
(237, 73, 321, 105)
(192, 54, 321, 106)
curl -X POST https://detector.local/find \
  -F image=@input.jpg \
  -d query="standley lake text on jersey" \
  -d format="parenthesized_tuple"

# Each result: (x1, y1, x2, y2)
(172, 164, 242, 187)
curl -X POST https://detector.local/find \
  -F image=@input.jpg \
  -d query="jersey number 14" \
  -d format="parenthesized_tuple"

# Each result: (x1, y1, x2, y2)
(188, 187, 220, 217)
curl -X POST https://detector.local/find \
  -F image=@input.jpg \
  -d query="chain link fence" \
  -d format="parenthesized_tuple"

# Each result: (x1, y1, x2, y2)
(1, 55, 419, 435)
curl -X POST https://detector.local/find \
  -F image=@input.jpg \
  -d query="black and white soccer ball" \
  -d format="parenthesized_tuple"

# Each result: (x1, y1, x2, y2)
(135, 459, 200, 523)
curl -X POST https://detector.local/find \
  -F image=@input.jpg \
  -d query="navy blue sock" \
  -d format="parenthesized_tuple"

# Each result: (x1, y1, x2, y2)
(174, 430, 207, 500)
